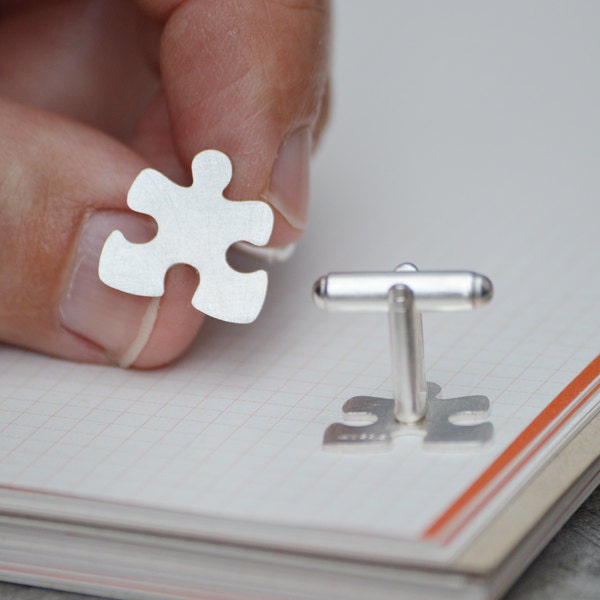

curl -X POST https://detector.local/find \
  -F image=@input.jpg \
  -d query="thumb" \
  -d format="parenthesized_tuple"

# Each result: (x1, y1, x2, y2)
(137, 0, 331, 248)
(0, 99, 204, 367)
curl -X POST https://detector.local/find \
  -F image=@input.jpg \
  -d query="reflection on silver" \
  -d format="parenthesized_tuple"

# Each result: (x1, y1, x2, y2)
(387, 262, 428, 423)
(313, 266, 493, 313)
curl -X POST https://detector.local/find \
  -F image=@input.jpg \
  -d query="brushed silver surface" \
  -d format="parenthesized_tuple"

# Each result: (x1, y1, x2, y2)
(99, 150, 274, 324)
(323, 382, 493, 451)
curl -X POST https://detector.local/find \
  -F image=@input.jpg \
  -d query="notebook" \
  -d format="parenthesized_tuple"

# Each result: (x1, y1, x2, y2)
(1, 3, 599, 599)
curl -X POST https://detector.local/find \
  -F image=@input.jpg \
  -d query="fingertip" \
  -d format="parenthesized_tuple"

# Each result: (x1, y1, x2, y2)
(268, 208, 305, 248)
(130, 265, 205, 369)
(266, 128, 311, 236)
(60, 211, 203, 370)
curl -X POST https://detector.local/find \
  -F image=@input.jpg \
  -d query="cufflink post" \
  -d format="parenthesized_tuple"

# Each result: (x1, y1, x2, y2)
(388, 282, 427, 423)
(313, 263, 495, 450)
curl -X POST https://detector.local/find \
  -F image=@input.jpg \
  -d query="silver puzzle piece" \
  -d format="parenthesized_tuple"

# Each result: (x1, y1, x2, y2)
(323, 383, 493, 451)
(98, 150, 274, 324)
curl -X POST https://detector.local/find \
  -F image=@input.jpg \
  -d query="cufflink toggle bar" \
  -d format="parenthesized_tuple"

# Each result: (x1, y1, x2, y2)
(313, 263, 494, 450)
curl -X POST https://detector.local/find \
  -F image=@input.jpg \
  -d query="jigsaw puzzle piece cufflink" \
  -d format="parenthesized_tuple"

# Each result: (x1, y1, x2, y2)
(98, 150, 274, 324)
(314, 263, 495, 451)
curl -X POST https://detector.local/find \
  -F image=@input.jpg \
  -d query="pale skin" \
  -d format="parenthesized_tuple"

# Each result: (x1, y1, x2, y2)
(0, 0, 331, 367)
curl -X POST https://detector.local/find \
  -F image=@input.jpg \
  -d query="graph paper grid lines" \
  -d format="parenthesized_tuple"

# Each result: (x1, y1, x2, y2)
(0, 125, 599, 549)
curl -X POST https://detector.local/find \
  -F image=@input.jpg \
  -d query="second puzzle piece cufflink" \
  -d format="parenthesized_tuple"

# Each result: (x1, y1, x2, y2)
(98, 150, 274, 324)
(313, 263, 495, 451)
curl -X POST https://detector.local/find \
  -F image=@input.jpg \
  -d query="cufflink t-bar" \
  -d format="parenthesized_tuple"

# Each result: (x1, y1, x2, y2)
(313, 263, 495, 450)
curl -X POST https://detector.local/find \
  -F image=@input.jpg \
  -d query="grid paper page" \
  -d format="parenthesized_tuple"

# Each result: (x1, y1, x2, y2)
(1, 1, 600, 550)
(0, 219, 597, 544)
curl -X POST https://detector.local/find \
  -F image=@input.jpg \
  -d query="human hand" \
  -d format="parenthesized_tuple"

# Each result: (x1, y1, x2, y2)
(0, 0, 330, 367)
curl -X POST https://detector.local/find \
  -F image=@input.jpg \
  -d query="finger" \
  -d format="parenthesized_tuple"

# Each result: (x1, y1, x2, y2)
(135, 0, 331, 248)
(130, 90, 188, 183)
(0, 0, 159, 141)
(0, 99, 204, 368)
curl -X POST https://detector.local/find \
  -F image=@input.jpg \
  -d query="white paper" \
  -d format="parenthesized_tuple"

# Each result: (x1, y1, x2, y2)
(0, 1, 599, 562)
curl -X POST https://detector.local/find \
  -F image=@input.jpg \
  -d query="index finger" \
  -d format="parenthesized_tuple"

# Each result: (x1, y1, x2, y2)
(136, 0, 331, 248)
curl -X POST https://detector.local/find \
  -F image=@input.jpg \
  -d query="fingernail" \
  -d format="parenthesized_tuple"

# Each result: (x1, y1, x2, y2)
(233, 241, 296, 263)
(60, 211, 158, 366)
(268, 128, 311, 231)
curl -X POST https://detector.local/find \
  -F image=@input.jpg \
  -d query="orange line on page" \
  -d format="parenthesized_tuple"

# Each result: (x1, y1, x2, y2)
(423, 353, 600, 540)
(441, 380, 600, 545)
